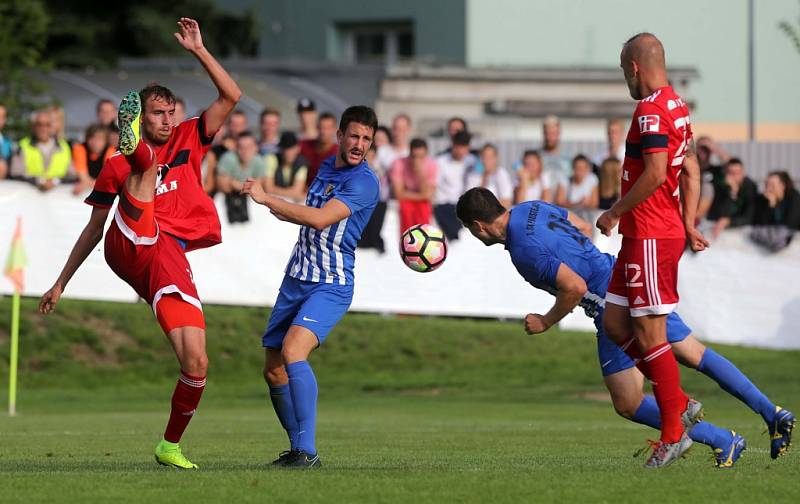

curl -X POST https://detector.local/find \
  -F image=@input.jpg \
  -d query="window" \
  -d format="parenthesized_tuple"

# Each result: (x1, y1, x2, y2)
(337, 21, 414, 64)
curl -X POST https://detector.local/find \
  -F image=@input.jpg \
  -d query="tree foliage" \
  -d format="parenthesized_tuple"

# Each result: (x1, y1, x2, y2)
(41, 0, 259, 69)
(779, 0, 800, 55)
(0, 0, 52, 136)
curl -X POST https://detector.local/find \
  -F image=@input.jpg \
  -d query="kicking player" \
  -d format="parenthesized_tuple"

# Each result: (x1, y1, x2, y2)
(39, 18, 241, 469)
(457, 188, 795, 468)
(242, 106, 379, 469)
(595, 33, 709, 468)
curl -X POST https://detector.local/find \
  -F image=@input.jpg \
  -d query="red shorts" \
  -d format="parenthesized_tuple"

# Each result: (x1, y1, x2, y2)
(606, 237, 684, 317)
(398, 199, 432, 235)
(104, 189, 204, 331)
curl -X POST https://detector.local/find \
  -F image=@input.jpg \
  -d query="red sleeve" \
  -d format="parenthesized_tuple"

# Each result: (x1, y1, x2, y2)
(84, 154, 125, 208)
(634, 101, 670, 154)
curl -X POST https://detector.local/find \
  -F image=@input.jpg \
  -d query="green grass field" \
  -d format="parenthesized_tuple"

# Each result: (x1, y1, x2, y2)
(1, 297, 798, 503)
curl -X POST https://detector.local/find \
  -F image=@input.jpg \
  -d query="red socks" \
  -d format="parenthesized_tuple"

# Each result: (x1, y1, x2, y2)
(127, 141, 156, 173)
(164, 371, 206, 443)
(641, 342, 688, 443)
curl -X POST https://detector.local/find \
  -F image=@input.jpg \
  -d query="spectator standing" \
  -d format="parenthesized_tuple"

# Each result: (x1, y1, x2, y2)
(374, 125, 391, 150)
(216, 132, 268, 223)
(264, 132, 308, 202)
(259, 108, 281, 155)
(434, 130, 473, 240)
(296, 98, 318, 141)
(594, 118, 626, 167)
(299, 112, 338, 187)
(754, 171, 800, 229)
(597, 157, 622, 210)
(391, 138, 437, 234)
(515, 150, 551, 203)
(707, 158, 758, 238)
(358, 144, 387, 253)
(228, 110, 248, 138)
(0, 104, 12, 179)
(377, 114, 412, 174)
(174, 97, 187, 124)
(95, 98, 117, 127)
(467, 143, 514, 207)
(696, 135, 731, 219)
(71, 124, 114, 194)
(540, 114, 571, 183)
(555, 154, 599, 219)
(10, 110, 74, 191)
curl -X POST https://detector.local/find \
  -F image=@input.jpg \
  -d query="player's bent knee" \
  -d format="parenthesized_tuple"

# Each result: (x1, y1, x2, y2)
(264, 365, 288, 386)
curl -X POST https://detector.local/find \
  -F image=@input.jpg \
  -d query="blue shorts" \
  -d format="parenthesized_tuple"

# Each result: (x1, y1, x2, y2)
(262, 275, 354, 348)
(595, 311, 692, 377)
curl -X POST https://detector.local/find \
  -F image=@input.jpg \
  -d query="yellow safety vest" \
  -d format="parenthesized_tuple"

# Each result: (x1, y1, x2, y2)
(19, 137, 72, 179)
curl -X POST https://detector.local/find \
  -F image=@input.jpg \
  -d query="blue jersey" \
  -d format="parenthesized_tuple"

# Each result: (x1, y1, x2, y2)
(505, 201, 615, 318)
(285, 156, 379, 286)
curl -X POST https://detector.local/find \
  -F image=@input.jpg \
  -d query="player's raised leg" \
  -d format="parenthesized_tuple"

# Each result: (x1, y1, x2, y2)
(672, 336, 795, 459)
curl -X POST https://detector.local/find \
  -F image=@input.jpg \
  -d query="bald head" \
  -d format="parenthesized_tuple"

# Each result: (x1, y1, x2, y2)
(623, 33, 665, 70)
(620, 32, 669, 100)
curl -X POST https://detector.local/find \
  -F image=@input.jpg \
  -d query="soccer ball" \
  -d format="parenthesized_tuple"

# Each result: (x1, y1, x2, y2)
(399, 224, 448, 273)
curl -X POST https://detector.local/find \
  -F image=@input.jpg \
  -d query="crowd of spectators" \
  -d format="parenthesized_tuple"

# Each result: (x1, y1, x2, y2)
(1, 97, 798, 251)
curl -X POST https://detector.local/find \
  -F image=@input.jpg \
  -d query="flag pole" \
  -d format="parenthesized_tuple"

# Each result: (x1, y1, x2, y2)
(8, 290, 20, 416)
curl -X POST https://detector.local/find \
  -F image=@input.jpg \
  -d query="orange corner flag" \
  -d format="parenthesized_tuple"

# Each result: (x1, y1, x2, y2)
(4, 217, 27, 293)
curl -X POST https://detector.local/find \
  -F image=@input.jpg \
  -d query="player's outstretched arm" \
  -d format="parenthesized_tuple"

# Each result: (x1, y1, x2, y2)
(242, 178, 351, 230)
(596, 151, 667, 235)
(175, 17, 242, 136)
(39, 207, 109, 313)
(524, 264, 587, 335)
(566, 211, 593, 239)
(679, 140, 709, 251)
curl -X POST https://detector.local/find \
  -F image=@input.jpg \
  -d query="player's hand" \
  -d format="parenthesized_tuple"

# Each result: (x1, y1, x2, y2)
(174, 18, 204, 52)
(524, 313, 550, 335)
(596, 209, 620, 237)
(686, 226, 710, 252)
(242, 178, 268, 204)
(39, 283, 63, 314)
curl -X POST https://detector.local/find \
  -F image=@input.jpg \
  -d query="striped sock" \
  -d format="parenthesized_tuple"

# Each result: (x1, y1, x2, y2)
(164, 371, 206, 443)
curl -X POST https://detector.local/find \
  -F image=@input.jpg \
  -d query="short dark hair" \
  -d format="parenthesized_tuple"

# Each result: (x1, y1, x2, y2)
(139, 83, 176, 110)
(448, 116, 467, 131)
(338, 106, 378, 134)
(237, 131, 256, 141)
(231, 109, 247, 118)
(410, 138, 428, 151)
(727, 157, 744, 168)
(456, 187, 506, 225)
(96, 99, 114, 113)
(84, 123, 108, 141)
(452, 130, 471, 146)
(260, 107, 281, 121)
(319, 112, 337, 125)
(768, 170, 794, 191)
(522, 149, 541, 161)
(376, 125, 392, 143)
(572, 153, 591, 166)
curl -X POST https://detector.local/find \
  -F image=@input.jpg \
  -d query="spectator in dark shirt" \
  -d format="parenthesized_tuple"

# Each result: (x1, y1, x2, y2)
(696, 135, 731, 219)
(707, 158, 758, 238)
(265, 132, 308, 202)
(71, 124, 114, 194)
(299, 112, 338, 187)
(597, 157, 621, 210)
(297, 98, 318, 141)
(754, 171, 800, 229)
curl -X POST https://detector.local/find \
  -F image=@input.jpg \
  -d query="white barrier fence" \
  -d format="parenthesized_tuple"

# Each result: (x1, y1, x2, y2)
(1, 181, 798, 349)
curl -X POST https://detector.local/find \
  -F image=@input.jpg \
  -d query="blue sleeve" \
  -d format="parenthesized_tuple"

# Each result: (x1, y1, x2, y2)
(335, 171, 379, 215)
(514, 244, 563, 287)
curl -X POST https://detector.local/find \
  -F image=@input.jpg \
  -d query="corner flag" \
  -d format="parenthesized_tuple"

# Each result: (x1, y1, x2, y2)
(4, 217, 27, 416)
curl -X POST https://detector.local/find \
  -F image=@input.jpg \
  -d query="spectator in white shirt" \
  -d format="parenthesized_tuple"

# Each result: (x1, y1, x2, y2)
(556, 154, 599, 219)
(467, 143, 514, 208)
(434, 130, 474, 240)
(514, 149, 551, 204)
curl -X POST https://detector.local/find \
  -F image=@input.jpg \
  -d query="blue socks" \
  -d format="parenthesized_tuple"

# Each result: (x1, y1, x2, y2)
(631, 395, 733, 449)
(269, 384, 299, 449)
(286, 360, 318, 456)
(697, 348, 776, 424)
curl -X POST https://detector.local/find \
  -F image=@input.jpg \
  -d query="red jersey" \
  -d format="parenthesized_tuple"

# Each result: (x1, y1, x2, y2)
(299, 139, 338, 187)
(86, 114, 221, 251)
(620, 86, 693, 239)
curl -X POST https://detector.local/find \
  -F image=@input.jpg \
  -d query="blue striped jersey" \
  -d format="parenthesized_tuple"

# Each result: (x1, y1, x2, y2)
(285, 156, 379, 286)
(505, 201, 615, 319)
